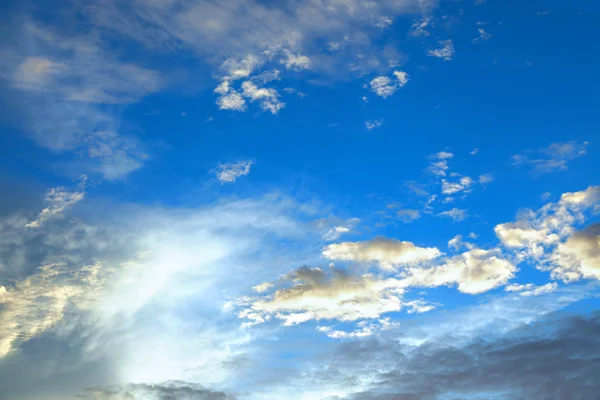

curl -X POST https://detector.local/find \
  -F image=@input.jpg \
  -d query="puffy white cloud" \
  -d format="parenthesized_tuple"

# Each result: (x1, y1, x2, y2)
(479, 173, 494, 184)
(322, 237, 441, 270)
(427, 151, 453, 176)
(427, 39, 455, 61)
(369, 76, 397, 98)
(26, 185, 85, 228)
(220, 54, 262, 81)
(237, 265, 407, 326)
(216, 90, 247, 111)
(551, 224, 600, 281)
(441, 176, 474, 195)
(369, 71, 409, 98)
(215, 160, 254, 183)
(241, 81, 284, 114)
(317, 318, 398, 339)
(405, 249, 517, 294)
(393, 70, 409, 87)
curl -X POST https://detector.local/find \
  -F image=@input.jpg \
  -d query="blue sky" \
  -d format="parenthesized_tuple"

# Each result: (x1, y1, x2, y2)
(0, 0, 599, 399)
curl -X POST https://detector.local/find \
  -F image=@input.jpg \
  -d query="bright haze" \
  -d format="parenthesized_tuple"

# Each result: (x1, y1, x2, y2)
(0, 0, 599, 399)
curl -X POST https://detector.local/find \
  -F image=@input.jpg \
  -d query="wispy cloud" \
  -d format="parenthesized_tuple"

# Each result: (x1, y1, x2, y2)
(215, 160, 254, 183)
(512, 141, 589, 175)
(428, 39, 455, 61)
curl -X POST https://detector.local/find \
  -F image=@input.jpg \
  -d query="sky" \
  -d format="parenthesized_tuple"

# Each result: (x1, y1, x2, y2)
(0, 0, 599, 399)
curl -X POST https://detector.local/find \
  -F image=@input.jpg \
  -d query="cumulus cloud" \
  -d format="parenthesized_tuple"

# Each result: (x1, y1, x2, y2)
(323, 218, 360, 241)
(427, 151, 453, 176)
(441, 176, 474, 195)
(512, 141, 589, 175)
(237, 265, 407, 326)
(215, 161, 254, 183)
(369, 71, 409, 98)
(322, 237, 441, 270)
(472, 28, 492, 43)
(427, 39, 455, 61)
(404, 249, 516, 294)
(552, 223, 600, 281)
(25, 185, 85, 228)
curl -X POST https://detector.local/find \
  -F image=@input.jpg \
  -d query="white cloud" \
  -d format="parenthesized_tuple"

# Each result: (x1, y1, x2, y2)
(505, 282, 558, 297)
(241, 81, 284, 114)
(396, 209, 421, 223)
(221, 54, 262, 80)
(370, 76, 397, 98)
(470, 148, 479, 155)
(365, 119, 384, 130)
(322, 237, 441, 270)
(472, 28, 492, 43)
(551, 224, 600, 281)
(393, 70, 409, 87)
(441, 176, 474, 195)
(427, 152, 453, 176)
(26, 186, 85, 228)
(280, 50, 311, 71)
(323, 218, 359, 241)
(438, 208, 468, 222)
(479, 173, 494, 184)
(375, 16, 393, 29)
(369, 71, 409, 98)
(427, 40, 455, 61)
(448, 235, 474, 251)
(216, 90, 247, 111)
(405, 249, 517, 295)
(410, 16, 432, 37)
(0, 262, 106, 358)
(512, 141, 589, 175)
(215, 160, 254, 183)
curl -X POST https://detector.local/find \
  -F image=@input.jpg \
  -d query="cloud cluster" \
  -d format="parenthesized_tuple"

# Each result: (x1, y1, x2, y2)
(369, 71, 410, 98)
(77, 381, 233, 400)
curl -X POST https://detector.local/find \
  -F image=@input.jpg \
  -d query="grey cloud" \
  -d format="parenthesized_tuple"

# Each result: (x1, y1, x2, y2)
(77, 381, 234, 400)
(327, 311, 600, 400)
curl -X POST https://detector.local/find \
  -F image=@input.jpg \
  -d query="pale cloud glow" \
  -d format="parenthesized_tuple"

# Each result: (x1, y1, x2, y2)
(215, 161, 254, 183)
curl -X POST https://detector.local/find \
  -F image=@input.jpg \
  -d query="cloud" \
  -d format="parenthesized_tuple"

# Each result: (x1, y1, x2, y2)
(427, 152, 453, 176)
(369, 76, 397, 98)
(472, 28, 492, 43)
(511, 141, 589, 175)
(327, 311, 600, 400)
(215, 161, 254, 183)
(410, 16, 432, 37)
(241, 81, 284, 114)
(396, 209, 421, 223)
(236, 265, 408, 326)
(427, 39, 455, 61)
(404, 248, 516, 294)
(25, 185, 85, 228)
(441, 176, 474, 195)
(280, 50, 311, 71)
(479, 173, 494, 184)
(1, 23, 158, 179)
(437, 208, 468, 221)
(322, 237, 441, 270)
(318, 318, 399, 339)
(323, 218, 360, 241)
(369, 71, 409, 98)
(552, 223, 600, 281)
(365, 119, 384, 130)
(77, 381, 234, 400)
(505, 282, 559, 297)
